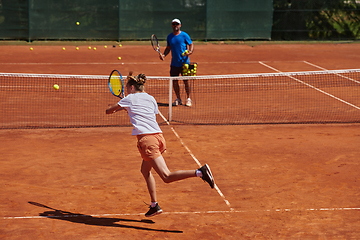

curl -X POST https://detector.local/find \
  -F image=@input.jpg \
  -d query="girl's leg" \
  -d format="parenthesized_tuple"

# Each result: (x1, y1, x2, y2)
(151, 155, 196, 183)
(141, 160, 157, 202)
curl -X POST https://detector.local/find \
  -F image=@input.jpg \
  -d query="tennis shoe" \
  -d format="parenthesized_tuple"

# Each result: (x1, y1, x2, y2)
(172, 98, 182, 106)
(145, 203, 163, 217)
(185, 98, 192, 107)
(199, 164, 215, 188)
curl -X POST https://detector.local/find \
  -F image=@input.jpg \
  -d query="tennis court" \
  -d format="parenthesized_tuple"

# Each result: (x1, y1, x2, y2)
(1, 42, 360, 239)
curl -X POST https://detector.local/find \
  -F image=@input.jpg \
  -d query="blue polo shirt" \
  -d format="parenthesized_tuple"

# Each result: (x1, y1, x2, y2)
(167, 31, 192, 67)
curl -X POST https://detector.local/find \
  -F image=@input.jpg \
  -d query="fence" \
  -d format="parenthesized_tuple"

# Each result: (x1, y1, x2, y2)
(0, 0, 273, 41)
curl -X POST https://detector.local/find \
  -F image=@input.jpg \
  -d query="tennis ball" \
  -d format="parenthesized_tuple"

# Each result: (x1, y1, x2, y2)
(119, 44, 122, 47)
(93, 47, 97, 50)
(104, 45, 107, 49)
(53, 84, 59, 90)
(76, 47, 79, 50)
(118, 57, 121, 60)
(88, 46, 92, 50)
(76, 22, 80, 25)
(62, 47, 66, 50)
(194, 64, 197, 67)
(184, 64, 189, 69)
(30, 47, 33, 51)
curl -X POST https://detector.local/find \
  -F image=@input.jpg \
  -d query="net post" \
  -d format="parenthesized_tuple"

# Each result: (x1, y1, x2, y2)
(168, 77, 173, 122)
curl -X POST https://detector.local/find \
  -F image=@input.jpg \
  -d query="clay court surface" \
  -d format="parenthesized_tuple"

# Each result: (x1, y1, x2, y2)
(0, 42, 360, 239)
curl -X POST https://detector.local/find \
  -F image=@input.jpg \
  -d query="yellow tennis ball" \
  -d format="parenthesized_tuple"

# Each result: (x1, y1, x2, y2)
(104, 45, 107, 49)
(93, 47, 97, 50)
(88, 46, 91, 50)
(118, 57, 121, 60)
(182, 50, 189, 56)
(53, 84, 59, 90)
(76, 22, 80, 25)
(119, 44, 122, 47)
(76, 47, 79, 50)
(62, 47, 65, 50)
(30, 47, 33, 51)
(184, 64, 189, 69)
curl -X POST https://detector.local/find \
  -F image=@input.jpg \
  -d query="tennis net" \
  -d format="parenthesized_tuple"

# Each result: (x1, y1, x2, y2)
(1, 69, 360, 129)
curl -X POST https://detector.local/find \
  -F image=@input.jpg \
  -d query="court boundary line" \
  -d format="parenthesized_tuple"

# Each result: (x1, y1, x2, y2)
(3, 207, 360, 220)
(258, 61, 360, 111)
(303, 61, 360, 85)
(157, 111, 234, 211)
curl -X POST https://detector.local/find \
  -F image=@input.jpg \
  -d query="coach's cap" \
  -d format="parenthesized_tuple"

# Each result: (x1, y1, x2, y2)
(172, 18, 181, 25)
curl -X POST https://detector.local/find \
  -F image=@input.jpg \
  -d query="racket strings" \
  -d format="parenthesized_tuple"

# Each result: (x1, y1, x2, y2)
(109, 71, 124, 98)
(151, 35, 159, 51)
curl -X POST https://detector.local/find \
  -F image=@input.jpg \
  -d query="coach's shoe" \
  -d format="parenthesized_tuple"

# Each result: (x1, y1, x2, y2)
(145, 203, 163, 217)
(185, 98, 192, 107)
(199, 164, 215, 189)
(172, 98, 182, 106)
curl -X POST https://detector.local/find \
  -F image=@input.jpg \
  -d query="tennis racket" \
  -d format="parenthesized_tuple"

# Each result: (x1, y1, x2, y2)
(151, 34, 161, 56)
(109, 70, 125, 99)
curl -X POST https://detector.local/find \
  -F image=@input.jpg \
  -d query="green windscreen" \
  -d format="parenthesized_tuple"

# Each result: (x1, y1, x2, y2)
(0, 0, 273, 41)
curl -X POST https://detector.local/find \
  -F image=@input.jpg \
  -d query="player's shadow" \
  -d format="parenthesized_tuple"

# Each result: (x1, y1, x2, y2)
(28, 201, 182, 233)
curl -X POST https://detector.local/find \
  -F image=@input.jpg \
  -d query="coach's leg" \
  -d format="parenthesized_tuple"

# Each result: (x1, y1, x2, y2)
(173, 79, 181, 100)
(184, 80, 191, 99)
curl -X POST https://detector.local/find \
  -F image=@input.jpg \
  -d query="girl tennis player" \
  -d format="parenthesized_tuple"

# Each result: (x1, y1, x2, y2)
(106, 72, 214, 217)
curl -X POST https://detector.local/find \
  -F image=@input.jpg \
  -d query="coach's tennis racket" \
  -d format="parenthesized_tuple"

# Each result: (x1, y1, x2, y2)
(109, 70, 125, 98)
(151, 34, 161, 56)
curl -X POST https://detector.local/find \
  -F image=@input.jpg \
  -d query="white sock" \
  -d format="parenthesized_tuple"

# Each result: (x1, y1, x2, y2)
(151, 202, 157, 208)
(195, 170, 203, 178)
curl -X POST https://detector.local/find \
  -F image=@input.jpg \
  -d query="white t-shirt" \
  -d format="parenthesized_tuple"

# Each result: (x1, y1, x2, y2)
(119, 92, 162, 135)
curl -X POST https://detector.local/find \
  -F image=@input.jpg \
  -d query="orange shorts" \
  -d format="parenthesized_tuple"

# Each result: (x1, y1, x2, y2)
(136, 133, 166, 161)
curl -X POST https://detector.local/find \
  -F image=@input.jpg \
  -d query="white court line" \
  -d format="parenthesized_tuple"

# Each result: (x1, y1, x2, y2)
(303, 61, 360, 85)
(3, 207, 360, 220)
(157, 111, 234, 211)
(258, 61, 360, 111)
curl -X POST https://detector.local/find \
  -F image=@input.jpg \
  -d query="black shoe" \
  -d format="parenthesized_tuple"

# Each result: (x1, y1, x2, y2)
(145, 203, 163, 217)
(199, 164, 215, 188)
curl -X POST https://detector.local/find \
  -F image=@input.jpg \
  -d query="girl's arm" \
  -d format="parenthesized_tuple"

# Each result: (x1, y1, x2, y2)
(106, 103, 124, 114)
